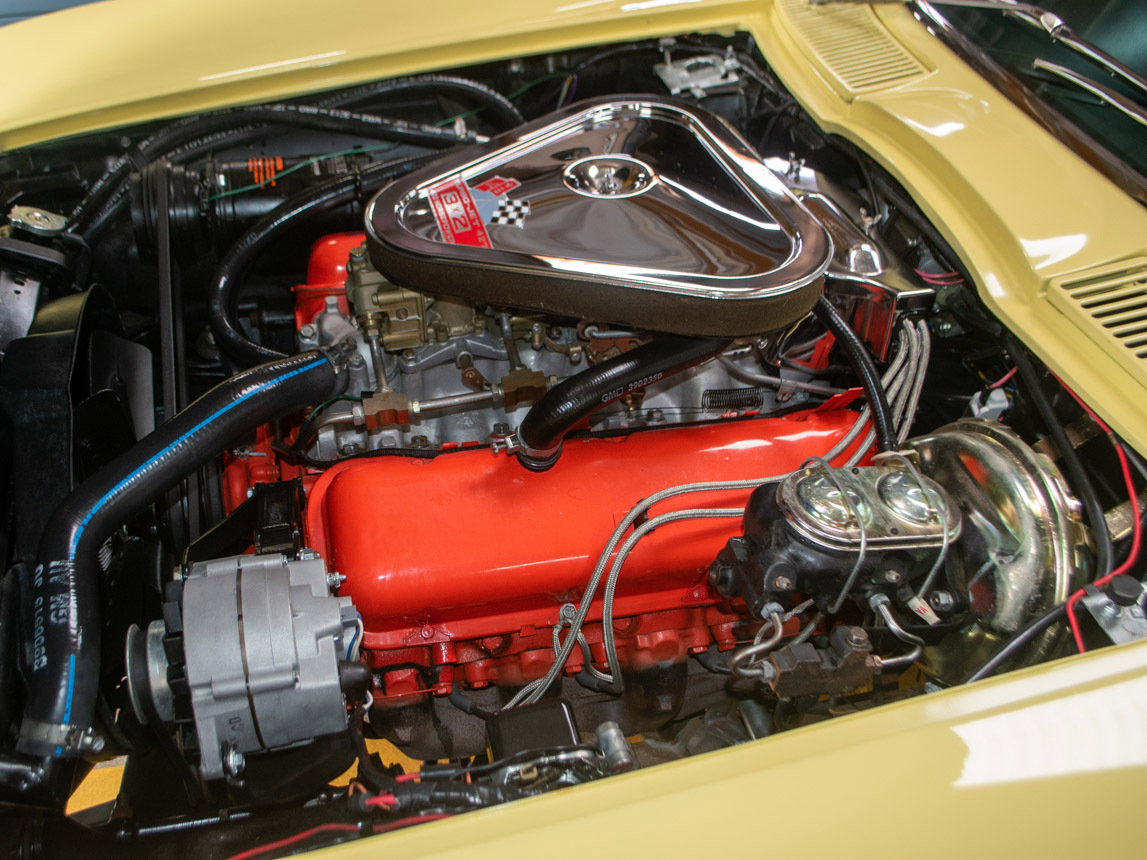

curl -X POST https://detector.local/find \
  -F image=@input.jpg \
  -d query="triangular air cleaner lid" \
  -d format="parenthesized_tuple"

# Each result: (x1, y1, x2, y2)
(366, 97, 832, 336)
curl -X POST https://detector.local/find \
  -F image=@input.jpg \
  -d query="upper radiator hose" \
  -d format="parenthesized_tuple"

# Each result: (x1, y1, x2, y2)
(515, 335, 730, 471)
(18, 349, 350, 757)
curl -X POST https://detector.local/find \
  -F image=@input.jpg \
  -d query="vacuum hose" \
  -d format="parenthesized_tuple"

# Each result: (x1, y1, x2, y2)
(17, 349, 349, 757)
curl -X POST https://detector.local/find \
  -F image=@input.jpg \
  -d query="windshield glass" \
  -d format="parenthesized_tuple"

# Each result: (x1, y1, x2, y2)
(938, 0, 1147, 179)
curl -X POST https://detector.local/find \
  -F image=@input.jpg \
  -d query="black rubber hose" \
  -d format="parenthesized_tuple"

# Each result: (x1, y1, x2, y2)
(315, 74, 524, 130)
(208, 149, 446, 368)
(17, 349, 349, 757)
(78, 124, 268, 242)
(812, 295, 897, 453)
(516, 335, 730, 471)
(70, 104, 476, 239)
(1007, 334, 1113, 580)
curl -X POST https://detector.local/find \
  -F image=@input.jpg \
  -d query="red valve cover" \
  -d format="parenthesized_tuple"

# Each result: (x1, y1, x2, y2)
(306, 412, 859, 697)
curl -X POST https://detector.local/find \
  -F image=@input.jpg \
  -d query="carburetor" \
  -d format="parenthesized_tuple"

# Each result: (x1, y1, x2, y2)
(710, 459, 961, 618)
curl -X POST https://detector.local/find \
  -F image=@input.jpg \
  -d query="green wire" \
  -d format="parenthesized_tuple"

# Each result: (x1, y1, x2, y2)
(210, 73, 566, 201)
(207, 142, 398, 201)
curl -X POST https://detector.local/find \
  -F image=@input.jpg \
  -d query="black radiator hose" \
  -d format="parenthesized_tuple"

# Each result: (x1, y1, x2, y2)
(208, 149, 445, 368)
(812, 295, 897, 453)
(516, 335, 730, 471)
(17, 349, 349, 757)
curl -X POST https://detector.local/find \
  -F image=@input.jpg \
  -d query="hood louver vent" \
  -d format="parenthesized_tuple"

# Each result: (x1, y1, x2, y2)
(778, 0, 929, 96)
(1050, 260, 1147, 380)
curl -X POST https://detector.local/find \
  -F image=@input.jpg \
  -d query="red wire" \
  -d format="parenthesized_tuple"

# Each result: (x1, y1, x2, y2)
(1054, 381, 1143, 652)
(913, 267, 961, 278)
(987, 366, 1017, 389)
(224, 812, 454, 860)
(372, 813, 455, 834)
(225, 823, 361, 860)
(913, 267, 965, 286)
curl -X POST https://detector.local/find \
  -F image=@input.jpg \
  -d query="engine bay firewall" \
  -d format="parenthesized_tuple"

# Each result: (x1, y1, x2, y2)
(366, 97, 833, 336)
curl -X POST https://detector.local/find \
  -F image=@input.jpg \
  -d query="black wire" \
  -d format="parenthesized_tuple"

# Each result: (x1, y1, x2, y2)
(812, 295, 897, 452)
(1007, 334, 1113, 579)
(1126, 444, 1147, 485)
(965, 604, 1067, 683)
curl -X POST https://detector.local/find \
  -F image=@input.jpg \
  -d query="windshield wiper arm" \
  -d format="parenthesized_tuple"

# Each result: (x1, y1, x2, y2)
(814, 0, 1147, 101)
(1032, 58, 1147, 128)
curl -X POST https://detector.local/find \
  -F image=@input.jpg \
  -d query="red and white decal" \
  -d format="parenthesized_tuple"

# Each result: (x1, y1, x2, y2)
(474, 175, 521, 196)
(427, 178, 491, 248)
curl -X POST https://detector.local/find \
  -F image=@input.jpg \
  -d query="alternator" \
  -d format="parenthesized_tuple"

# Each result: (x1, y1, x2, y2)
(126, 552, 361, 780)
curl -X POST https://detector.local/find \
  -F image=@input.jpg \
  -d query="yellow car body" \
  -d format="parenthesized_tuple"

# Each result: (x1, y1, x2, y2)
(2, 1, 1146, 855)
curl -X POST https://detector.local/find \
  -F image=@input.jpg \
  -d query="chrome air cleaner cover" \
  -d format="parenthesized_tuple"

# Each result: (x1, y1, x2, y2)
(366, 97, 833, 336)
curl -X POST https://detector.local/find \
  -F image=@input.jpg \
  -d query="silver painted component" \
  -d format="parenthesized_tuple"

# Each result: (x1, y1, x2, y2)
(8, 205, 67, 237)
(778, 463, 960, 552)
(909, 419, 1083, 639)
(1080, 581, 1147, 645)
(594, 721, 636, 774)
(125, 622, 175, 723)
(654, 51, 742, 99)
(302, 310, 809, 456)
(127, 552, 358, 781)
(0, 265, 42, 355)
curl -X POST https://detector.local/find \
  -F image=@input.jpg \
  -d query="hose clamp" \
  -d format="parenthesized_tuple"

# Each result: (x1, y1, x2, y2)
(18, 718, 104, 756)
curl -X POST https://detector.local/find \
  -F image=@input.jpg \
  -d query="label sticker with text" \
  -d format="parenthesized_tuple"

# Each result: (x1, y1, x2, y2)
(427, 175, 530, 246)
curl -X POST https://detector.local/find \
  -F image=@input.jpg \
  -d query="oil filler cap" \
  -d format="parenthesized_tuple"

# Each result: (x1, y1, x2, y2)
(366, 97, 832, 337)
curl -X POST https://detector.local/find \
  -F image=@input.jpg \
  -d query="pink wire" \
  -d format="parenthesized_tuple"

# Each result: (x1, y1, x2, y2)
(987, 366, 1018, 389)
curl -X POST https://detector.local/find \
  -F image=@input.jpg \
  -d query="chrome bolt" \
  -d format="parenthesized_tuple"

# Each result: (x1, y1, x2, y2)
(224, 746, 246, 776)
(299, 323, 317, 340)
(773, 575, 793, 592)
(929, 591, 955, 613)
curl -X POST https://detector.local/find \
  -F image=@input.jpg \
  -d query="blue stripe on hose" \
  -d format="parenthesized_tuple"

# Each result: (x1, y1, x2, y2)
(67, 358, 328, 558)
(54, 653, 76, 754)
